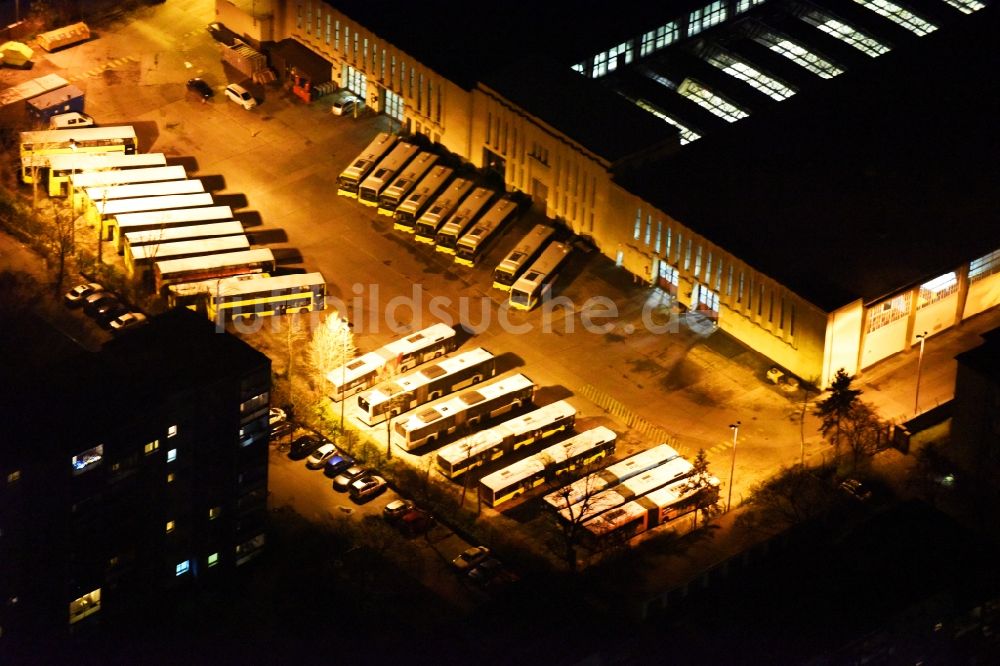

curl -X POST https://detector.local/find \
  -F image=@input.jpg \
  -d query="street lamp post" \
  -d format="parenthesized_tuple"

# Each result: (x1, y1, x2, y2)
(727, 421, 741, 512)
(914, 331, 928, 416)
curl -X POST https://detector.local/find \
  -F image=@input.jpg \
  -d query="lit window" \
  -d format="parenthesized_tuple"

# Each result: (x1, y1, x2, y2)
(6, 470, 20, 484)
(166, 520, 175, 534)
(69, 588, 101, 624)
(940, 0, 986, 13)
(209, 506, 222, 520)
(705, 53, 796, 101)
(736, 0, 766, 12)
(917, 272, 958, 309)
(678, 79, 749, 123)
(688, 1, 728, 36)
(852, 0, 937, 37)
(144, 439, 159, 455)
(634, 210, 641, 239)
(756, 33, 843, 78)
(167, 425, 178, 438)
(208, 552, 220, 567)
(803, 13, 891, 58)
(640, 22, 678, 57)
(866, 293, 911, 333)
(176, 560, 190, 576)
(167, 472, 176, 483)
(167, 448, 177, 463)
(969, 248, 1000, 283)
(71, 444, 104, 475)
(571, 62, 585, 74)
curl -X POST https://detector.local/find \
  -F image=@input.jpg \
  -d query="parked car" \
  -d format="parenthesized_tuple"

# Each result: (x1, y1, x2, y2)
(332, 465, 367, 491)
(186, 77, 214, 100)
(64, 282, 103, 307)
(468, 557, 505, 586)
(305, 443, 337, 469)
(451, 546, 490, 572)
(349, 475, 387, 502)
(96, 304, 130, 329)
(331, 94, 359, 116)
(398, 509, 435, 537)
(83, 293, 121, 319)
(270, 420, 294, 440)
(288, 435, 324, 460)
(383, 499, 415, 522)
(323, 454, 355, 478)
(108, 311, 147, 333)
(225, 83, 256, 110)
(839, 478, 873, 502)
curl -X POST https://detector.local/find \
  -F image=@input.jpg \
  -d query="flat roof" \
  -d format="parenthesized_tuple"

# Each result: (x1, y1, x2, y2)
(621, 6, 1000, 311)
(330, 0, 692, 89)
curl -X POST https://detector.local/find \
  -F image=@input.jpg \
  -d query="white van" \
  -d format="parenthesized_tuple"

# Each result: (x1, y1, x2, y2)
(49, 112, 95, 129)
(224, 83, 256, 110)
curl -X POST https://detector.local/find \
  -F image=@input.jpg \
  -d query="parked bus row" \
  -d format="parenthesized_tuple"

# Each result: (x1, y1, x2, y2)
(335, 133, 575, 311)
(19, 124, 328, 321)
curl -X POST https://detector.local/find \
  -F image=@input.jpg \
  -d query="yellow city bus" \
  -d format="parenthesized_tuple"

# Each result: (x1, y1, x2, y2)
(19, 126, 138, 183)
(207, 272, 328, 321)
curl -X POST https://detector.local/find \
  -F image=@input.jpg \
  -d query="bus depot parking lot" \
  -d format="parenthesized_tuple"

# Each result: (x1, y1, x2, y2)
(8, 0, 826, 565)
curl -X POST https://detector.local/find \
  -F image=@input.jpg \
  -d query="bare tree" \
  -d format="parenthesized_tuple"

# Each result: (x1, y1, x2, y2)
(545, 462, 608, 572)
(683, 448, 721, 526)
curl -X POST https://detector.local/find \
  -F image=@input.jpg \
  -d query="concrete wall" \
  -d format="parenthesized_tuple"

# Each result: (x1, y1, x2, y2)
(215, 0, 274, 44)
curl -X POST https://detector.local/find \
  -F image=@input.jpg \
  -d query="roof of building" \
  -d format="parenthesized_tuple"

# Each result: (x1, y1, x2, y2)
(330, 0, 696, 89)
(0, 308, 270, 461)
(621, 5, 1000, 311)
(482, 56, 680, 164)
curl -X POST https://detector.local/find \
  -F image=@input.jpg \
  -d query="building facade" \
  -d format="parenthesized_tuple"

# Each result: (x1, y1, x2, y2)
(0, 309, 270, 641)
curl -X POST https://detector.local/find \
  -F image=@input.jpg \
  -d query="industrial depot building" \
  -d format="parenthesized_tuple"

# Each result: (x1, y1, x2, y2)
(219, 0, 999, 387)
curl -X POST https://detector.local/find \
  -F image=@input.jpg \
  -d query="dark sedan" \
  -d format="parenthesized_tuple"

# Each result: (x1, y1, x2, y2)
(186, 77, 214, 100)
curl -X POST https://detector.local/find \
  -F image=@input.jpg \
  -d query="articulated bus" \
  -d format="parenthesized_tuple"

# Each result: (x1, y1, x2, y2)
(492, 224, 555, 290)
(326, 323, 457, 402)
(68, 163, 184, 206)
(125, 235, 249, 279)
(436, 400, 577, 480)
(167, 273, 270, 310)
(88, 193, 214, 241)
(20, 126, 138, 183)
(414, 177, 475, 244)
(509, 241, 572, 311)
(208, 272, 327, 321)
(478, 426, 617, 508)
(435, 187, 494, 254)
(542, 443, 680, 513)
(50, 152, 168, 197)
(582, 476, 720, 543)
(377, 152, 438, 216)
(84, 179, 203, 206)
(393, 373, 535, 451)
(356, 347, 496, 426)
(358, 142, 420, 207)
(154, 248, 276, 292)
(113, 205, 234, 253)
(337, 132, 396, 197)
(555, 456, 694, 524)
(455, 197, 519, 267)
(393, 165, 453, 232)
(124, 221, 245, 255)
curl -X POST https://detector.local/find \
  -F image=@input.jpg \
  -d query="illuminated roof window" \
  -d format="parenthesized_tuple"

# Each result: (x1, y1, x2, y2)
(806, 15, 892, 57)
(634, 99, 702, 144)
(677, 79, 750, 123)
(852, 0, 937, 36)
(940, 0, 986, 13)
(756, 32, 843, 79)
(705, 53, 796, 100)
(643, 68, 678, 90)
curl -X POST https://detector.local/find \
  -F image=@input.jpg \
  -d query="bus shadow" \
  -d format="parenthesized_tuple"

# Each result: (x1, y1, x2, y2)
(492, 352, 525, 375)
(213, 192, 249, 210)
(246, 228, 289, 245)
(235, 210, 263, 227)
(166, 155, 199, 172)
(272, 266, 307, 276)
(198, 174, 227, 192)
(128, 120, 160, 155)
(533, 384, 573, 405)
(271, 248, 304, 265)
